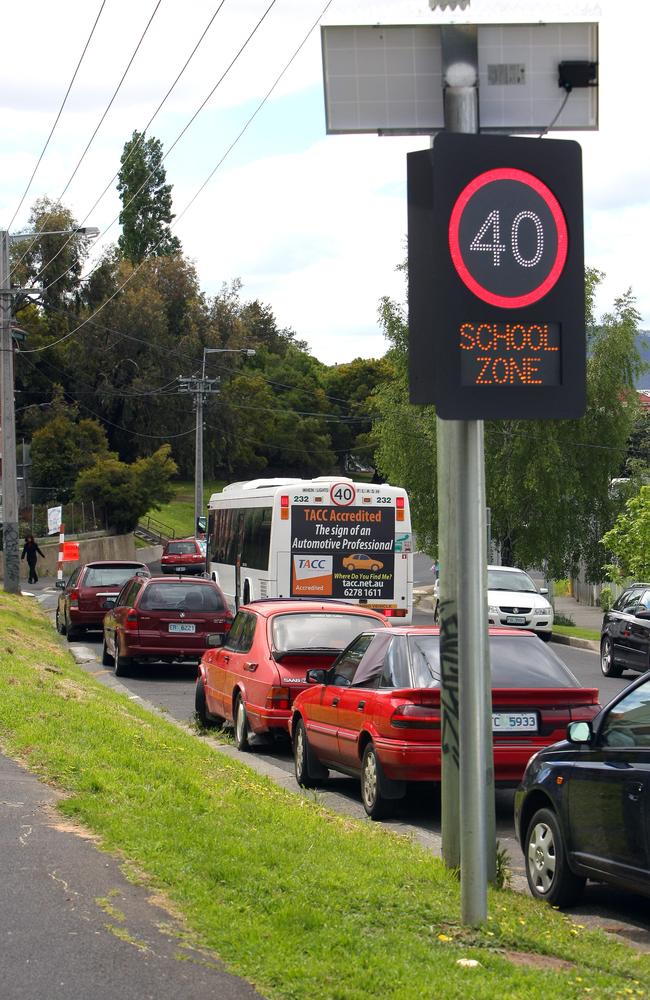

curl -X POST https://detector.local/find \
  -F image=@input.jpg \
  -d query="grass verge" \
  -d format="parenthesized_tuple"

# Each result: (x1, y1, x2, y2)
(1, 593, 648, 999)
(149, 479, 224, 538)
(553, 625, 601, 643)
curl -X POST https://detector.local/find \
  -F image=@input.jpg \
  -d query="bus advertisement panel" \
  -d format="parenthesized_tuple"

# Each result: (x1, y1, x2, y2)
(290, 505, 395, 601)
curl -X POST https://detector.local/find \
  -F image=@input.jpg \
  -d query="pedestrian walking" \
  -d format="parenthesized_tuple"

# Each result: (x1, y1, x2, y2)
(21, 534, 45, 584)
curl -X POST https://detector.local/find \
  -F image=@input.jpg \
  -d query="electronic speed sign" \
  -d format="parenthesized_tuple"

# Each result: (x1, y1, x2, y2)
(408, 133, 585, 419)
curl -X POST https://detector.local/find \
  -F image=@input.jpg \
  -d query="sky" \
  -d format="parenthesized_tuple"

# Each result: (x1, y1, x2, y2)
(1, 0, 649, 365)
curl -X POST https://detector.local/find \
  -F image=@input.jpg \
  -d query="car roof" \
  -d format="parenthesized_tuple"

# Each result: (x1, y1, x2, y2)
(356, 626, 539, 637)
(241, 599, 387, 620)
(487, 565, 529, 573)
(82, 561, 148, 569)
(144, 575, 217, 585)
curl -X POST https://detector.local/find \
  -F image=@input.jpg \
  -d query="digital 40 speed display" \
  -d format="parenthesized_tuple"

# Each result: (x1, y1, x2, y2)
(407, 133, 585, 420)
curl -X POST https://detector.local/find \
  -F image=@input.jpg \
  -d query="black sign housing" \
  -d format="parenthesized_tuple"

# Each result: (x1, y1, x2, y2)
(408, 133, 585, 419)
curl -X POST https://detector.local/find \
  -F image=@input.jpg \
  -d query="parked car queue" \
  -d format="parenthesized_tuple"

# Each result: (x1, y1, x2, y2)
(56, 561, 650, 909)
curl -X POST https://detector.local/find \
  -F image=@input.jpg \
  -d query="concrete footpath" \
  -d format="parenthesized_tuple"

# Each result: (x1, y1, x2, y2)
(2, 579, 263, 1000)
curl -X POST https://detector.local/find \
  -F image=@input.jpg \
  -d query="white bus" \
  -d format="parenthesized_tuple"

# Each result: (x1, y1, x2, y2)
(206, 477, 413, 622)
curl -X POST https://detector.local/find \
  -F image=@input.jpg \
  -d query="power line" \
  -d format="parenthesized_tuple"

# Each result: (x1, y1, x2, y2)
(23, 0, 331, 349)
(10, 0, 163, 278)
(5, 0, 108, 232)
(27, 0, 229, 287)
(36, 0, 279, 297)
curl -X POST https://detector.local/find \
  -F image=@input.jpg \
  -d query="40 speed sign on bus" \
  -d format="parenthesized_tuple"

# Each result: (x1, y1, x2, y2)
(407, 133, 585, 419)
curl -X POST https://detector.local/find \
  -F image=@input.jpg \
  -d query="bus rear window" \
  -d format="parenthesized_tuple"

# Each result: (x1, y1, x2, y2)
(271, 613, 386, 653)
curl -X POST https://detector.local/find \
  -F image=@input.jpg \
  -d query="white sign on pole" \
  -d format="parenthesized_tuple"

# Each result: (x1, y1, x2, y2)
(47, 505, 63, 535)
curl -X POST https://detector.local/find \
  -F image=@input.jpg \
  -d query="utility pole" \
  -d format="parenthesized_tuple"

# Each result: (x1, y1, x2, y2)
(0, 231, 20, 593)
(178, 372, 220, 539)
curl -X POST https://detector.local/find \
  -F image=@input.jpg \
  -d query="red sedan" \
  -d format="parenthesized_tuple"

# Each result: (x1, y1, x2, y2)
(196, 600, 389, 749)
(102, 575, 232, 676)
(291, 627, 601, 819)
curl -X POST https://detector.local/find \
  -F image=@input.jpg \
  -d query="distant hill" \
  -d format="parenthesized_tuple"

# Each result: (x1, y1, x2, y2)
(637, 331, 650, 389)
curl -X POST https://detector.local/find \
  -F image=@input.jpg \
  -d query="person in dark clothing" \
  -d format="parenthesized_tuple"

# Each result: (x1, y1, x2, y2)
(21, 535, 45, 584)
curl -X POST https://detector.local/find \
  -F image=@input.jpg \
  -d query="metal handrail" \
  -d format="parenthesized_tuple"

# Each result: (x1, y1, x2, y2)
(137, 515, 176, 543)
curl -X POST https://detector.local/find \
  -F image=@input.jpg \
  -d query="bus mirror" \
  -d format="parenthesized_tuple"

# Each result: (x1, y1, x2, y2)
(196, 516, 207, 535)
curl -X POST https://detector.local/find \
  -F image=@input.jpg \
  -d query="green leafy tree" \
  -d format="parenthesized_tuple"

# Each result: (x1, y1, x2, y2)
(373, 269, 644, 576)
(75, 445, 177, 533)
(602, 484, 650, 582)
(622, 408, 650, 478)
(117, 131, 181, 264)
(30, 408, 110, 503)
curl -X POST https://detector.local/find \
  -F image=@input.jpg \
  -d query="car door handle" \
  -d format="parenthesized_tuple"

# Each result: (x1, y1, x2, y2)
(244, 661, 258, 672)
(222, 655, 230, 664)
(626, 781, 644, 801)
(357, 701, 366, 711)
(331, 697, 340, 707)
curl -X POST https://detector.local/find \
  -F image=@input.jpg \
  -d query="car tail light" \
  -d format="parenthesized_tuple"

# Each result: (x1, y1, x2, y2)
(124, 609, 139, 631)
(69, 589, 79, 609)
(265, 686, 290, 711)
(570, 704, 601, 722)
(391, 704, 440, 729)
(280, 494, 289, 520)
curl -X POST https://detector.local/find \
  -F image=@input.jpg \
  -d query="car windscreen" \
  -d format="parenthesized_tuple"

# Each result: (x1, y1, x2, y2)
(408, 634, 580, 688)
(166, 542, 197, 555)
(139, 583, 225, 612)
(487, 569, 537, 593)
(271, 613, 385, 653)
(83, 567, 146, 587)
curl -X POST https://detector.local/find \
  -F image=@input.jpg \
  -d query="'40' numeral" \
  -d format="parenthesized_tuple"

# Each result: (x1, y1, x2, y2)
(469, 209, 544, 268)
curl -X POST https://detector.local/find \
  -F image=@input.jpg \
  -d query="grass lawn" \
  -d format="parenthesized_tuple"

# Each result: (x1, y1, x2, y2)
(1, 592, 649, 999)
(148, 479, 225, 538)
(553, 625, 601, 643)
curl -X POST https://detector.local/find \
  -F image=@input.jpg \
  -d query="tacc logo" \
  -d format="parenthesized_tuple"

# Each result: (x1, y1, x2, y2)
(297, 558, 328, 570)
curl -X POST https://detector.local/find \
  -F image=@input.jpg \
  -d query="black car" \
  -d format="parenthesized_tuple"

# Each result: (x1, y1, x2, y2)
(514, 671, 650, 907)
(600, 582, 650, 678)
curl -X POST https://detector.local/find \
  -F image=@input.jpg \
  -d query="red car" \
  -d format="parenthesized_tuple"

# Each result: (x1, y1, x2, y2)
(55, 560, 150, 640)
(102, 575, 232, 676)
(196, 600, 389, 749)
(291, 627, 601, 819)
(160, 538, 206, 575)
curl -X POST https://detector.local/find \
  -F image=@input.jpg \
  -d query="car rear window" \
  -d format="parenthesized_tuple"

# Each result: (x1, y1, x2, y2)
(408, 634, 580, 688)
(166, 542, 197, 555)
(271, 613, 385, 653)
(139, 583, 225, 612)
(84, 567, 146, 587)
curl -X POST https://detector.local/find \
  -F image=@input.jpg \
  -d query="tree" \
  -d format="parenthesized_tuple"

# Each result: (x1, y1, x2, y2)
(75, 445, 177, 533)
(602, 484, 650, 582)
(372, 268, 644, 576)
(30, 408, 110, 503)
(622, 409, 650, 478)
(117, 131, 181, 264)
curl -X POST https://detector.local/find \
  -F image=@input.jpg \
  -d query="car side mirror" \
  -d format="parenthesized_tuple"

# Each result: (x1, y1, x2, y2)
(55, 580, 66, 590)
(206, 633, 225, 648)
(306, 668, 326, 684)
(539, 587, 549, 596)
(567, 720, 592, 744)
(104, 597, 116, 608)
(633, 606, 650, 619)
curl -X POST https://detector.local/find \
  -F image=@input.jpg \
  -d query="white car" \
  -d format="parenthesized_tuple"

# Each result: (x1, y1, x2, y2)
(487, 565, 554, 640)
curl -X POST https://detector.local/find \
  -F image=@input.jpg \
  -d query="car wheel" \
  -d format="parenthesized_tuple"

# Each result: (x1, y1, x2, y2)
(525, 807, 585, 907)
(55, 608, 66, 635)
(65, 617, 82, 642)
(195, 676, 224, 728)
(101, 639, 114, 666)
(234, 695, 252, 751)
(360, 744, 394, 820)
(294, 718, 328, 788)
(600, 636, 623, 678)
(114, 648, 132, 677)
(539, 631, 552, 642)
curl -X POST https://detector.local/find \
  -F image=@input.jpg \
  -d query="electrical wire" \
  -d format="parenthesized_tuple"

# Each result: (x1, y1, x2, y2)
(36, 0, 279, 298)
(5, 0, 108, 232)
(23, 0, 331, 349)
(27, 0, 229, 287)
(538, 88, 572, 138)
(10, 0, 163, 278)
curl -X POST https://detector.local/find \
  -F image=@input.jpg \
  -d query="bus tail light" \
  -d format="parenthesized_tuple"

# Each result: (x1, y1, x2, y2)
(396, 496, 405, 522)
(280, 495, 289, 520)
(381, 609, 407, 618)
(266, 686, 290, 711)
